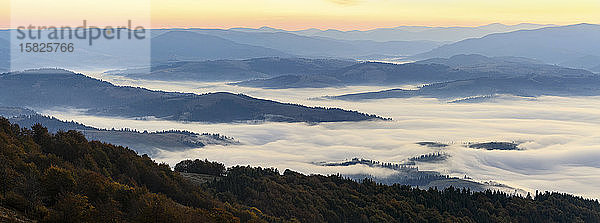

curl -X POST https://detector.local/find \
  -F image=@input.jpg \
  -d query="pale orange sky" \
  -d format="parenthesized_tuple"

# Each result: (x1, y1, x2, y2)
(3, 0, 600, 30)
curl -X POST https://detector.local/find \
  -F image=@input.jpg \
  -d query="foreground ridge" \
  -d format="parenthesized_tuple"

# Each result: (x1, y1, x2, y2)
(1, 119, 598, 222)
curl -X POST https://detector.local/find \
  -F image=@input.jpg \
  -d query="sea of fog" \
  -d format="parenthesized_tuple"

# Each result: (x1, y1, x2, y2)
(43, 73, 600, 199)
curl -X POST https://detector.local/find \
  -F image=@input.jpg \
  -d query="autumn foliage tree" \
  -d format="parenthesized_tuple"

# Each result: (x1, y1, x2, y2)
(1, 117, 599, 222)
(0, 118, 266, 222)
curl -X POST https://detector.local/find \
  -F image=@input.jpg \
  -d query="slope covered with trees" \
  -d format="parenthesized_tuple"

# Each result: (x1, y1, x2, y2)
(151, 31, 293, 63)
(0, 69, 383, 123)
(233, 62, 489, 89)
(1, 119, 598, 222)
(233, 59, 595, 90)
(416, 54, 593, 76)
(0, 118, 272, 222)
(415, 24, 600, 70)
(329, 75, 600, 101)
(202, 163, 600, 222)
(111, 57, 358, 82)
(0, 107, 238, 155)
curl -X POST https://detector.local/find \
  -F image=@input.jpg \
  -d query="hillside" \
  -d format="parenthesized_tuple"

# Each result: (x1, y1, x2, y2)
(151, 31, 292, 62)
(201, 164, 600, 222)
(0, 118, 269, 222)
(0, 107, 238, 155)
(116, 54, 594, 90)
(1, 119, 599, 222)
(109, 57, 357, 82)
(233, 56, 592, 89)
(0, 69, 384, 123)
(416, 24, 600, 70)
(234, 62, 506, 88)
(328, 75, 600, 101)
(6, 29, 439, 71)
(188, 29, 442, 57)
(313, 157, 522, 193)
(416, 54, 593, 76)
(288, 23, 554, 42)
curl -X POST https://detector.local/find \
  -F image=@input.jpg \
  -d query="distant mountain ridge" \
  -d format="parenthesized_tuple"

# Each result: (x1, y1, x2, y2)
(233, 62, 487, 88)
(3, 23, 584, 72)
(151, 31, 293, 62)
(233, 55, 592, 89)
(109, 57, 358, 81)
(183, 29, 443, 57)
(0, 69, 385, 123)
(416, 54, 593, 76)
(417, 24, 600, 70)
(329, 75, 600, 101)
(227, 23, 555, 42)
(418, 54, 544, 67)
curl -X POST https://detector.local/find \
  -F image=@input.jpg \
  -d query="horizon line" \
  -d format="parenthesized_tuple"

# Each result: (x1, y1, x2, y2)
(5, 22, 595, 32)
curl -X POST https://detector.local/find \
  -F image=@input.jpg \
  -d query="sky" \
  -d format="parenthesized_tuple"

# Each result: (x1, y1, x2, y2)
(2, 0, 600, 30)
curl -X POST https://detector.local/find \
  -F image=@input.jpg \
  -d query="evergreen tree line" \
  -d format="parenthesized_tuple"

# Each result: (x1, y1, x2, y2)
(0, 118, 270, 222)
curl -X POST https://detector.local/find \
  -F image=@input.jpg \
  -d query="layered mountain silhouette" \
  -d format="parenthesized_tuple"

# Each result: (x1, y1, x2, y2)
(109, 57, 357, 81)
(4, 29, 438, 71)
(416, 24, 600, 70)
(416, 54, 593, 76)
(232, 62, 477, 88)
(230, 23, 554, 42)
(181, 29, 442, 58)
(0, 69, 384, 122)
(7, 24, 598, 72)
(328, 75, 600, 101)
(233, 55, 592, 89)
(151, 31, 293, 62)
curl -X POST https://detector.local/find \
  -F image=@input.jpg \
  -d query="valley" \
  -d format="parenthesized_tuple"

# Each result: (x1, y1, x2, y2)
(3, 1, 600, 221)
(31, 79, 600, 199)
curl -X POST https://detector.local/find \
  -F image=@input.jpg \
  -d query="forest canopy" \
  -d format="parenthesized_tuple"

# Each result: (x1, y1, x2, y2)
(1, 118, 599, 222)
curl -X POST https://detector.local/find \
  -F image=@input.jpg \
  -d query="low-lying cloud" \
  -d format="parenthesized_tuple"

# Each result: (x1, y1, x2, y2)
(44, 76, 600, 199)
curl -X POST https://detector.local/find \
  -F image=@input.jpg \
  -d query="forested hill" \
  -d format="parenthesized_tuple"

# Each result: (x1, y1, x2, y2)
(233, 62, 492, 89)
(416, 54, 594, 76)
(110, 57, 358, 82)
(328, 75, 600, 101)
(0, 118, 267, 222)
(0, 69, 383, 123)
(1, 119, 599, 222)
(0, 108, 238, 155)
(233, 59, 593, 89)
